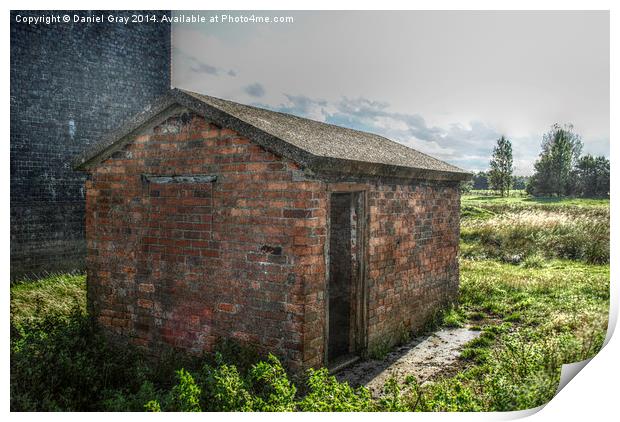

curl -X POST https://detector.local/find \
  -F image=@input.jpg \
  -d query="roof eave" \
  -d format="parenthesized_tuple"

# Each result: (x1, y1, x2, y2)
(308, 157, 472, 182)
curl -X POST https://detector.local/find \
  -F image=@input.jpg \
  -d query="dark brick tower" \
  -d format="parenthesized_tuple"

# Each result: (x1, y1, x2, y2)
(10, 11, 171, 279)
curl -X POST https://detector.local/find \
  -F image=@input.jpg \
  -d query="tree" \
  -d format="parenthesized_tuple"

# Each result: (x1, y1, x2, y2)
(472, 171, 489, 190)
(574, 154, 610, 197)
(527, 124, 583, 196)
(459, 179, 474, 193)
(512, 175, 529, 191)
(488, 136, 513, 197)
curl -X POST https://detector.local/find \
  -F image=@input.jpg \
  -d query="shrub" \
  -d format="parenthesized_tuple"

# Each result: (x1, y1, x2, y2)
(202, 358, 254, 411)
(248, 354, 297, 411)
(10, 309, 149, 411)
(169, 369, 202, 411)
(420, 378, 482, 412)
(297, 369, 375, 412)
(376, 376, 426, 411)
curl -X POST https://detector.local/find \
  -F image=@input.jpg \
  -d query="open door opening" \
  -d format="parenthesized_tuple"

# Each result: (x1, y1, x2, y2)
(327, 191, 366, 370)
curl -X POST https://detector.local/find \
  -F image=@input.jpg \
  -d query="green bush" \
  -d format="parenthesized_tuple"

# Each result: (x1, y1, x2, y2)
(419, 378, 482, 412)
(202, 359, 254, 411)
(297, 369, 375, 411)
(140, 356, 375, 412)
(170, 369, 202, 411)
(11, 309, 150, 411)
(248, 354, 297, 411)
(11, 307, 206, 412)
(10, 307, 377, 413)
(377, 377, 424, 411)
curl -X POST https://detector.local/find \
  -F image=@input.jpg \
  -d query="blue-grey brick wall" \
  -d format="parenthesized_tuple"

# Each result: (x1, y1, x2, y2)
(10, 10, 171, 280)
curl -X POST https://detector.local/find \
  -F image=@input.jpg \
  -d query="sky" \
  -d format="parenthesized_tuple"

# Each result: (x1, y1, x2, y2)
(171, 11, 609, 176)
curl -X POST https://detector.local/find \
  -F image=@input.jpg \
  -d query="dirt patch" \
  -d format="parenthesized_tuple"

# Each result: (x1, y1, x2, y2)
(336, 327, 482, 397)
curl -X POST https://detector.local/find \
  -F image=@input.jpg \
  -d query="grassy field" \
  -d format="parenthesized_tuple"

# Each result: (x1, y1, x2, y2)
(10, 194, 610, 411)
(461, 193, 609, 265)
(463, 190, 609, 208)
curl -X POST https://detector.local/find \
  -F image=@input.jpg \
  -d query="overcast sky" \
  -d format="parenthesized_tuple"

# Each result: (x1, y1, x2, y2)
(172, 11, 609, 175)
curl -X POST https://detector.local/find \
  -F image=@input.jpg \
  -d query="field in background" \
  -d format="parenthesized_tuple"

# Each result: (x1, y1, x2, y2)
(464, 190, 609, 207)
(10, 193, 610, 411)
(461, 193, 609, 265)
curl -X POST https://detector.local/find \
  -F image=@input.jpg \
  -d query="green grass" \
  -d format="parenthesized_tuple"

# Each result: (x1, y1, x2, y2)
(10, 273, 86, 326)
(425, 194, 610, 410)
(10, 194, 610, 412)
(463, 192, 609, 209)
(428, 258, 609, 411)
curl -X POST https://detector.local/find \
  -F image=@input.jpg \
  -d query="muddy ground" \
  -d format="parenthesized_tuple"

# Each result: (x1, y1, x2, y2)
(336, 327, 482, 397)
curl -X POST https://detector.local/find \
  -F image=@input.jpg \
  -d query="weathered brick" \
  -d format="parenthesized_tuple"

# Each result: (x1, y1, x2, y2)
(138, 283, 155, 293)
(85, 112, 460, 373)
(137, 299, 154, 309)
(217, 303, 237, 313)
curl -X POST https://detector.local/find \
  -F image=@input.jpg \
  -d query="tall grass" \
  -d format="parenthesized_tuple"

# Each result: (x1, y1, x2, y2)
(461, 208, 609, 264)
(11, 273, 85, 319)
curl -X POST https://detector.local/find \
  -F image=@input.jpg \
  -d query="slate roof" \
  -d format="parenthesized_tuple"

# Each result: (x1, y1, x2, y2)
(74, 88, 471, 181)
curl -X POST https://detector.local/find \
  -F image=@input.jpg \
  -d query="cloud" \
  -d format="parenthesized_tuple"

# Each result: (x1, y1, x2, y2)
(271, 94, 334, 122)
(244, 83, 266, 98)
(190, 60, 218, 75)
(186, 55, 236, 77)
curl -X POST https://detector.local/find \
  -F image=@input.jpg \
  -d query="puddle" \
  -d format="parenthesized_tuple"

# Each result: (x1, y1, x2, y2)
(336, 327, 482, 397)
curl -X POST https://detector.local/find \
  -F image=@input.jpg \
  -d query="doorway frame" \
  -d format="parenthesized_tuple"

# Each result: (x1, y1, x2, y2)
(324, 183, 369, 369)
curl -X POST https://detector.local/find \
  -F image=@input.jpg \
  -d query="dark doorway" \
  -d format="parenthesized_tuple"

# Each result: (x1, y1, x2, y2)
(327, 191, 365, 367)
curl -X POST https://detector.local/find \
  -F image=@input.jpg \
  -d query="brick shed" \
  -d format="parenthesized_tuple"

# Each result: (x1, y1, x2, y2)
(74, 89, 471, 371)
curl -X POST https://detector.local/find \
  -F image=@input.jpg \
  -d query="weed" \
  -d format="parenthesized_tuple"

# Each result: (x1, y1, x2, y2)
(368, 339, 392, 360)
(442, 307, 465, 328)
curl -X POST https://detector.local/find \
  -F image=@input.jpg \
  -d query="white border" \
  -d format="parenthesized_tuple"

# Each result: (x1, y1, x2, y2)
(3, 1, 616, 420)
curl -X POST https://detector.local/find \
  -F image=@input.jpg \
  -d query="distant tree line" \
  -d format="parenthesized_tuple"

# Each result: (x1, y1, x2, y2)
(462, 172, 529, 193)
(461, 171, 530, 192)
(461, 124, 609, 198)
(526, 124, 609, 198)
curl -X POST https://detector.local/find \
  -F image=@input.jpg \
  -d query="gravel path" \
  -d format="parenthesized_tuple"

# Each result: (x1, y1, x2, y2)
(336, 327, 482, 397)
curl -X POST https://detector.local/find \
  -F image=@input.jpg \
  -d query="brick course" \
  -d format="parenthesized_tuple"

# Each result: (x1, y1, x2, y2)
(85, 110, 460, 370)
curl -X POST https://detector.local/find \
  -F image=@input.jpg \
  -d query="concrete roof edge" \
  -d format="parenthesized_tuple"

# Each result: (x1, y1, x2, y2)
(309, 157, 473, 182)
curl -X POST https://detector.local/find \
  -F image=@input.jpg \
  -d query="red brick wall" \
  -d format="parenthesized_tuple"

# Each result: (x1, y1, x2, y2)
(85, 109, 460, 370)
(365, 183, 460, 352)
(85, 110, 327, 370)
